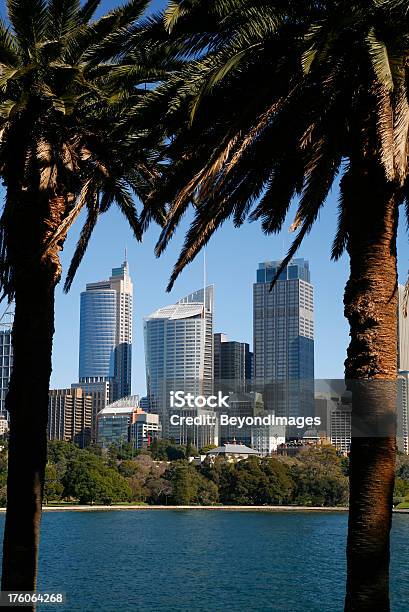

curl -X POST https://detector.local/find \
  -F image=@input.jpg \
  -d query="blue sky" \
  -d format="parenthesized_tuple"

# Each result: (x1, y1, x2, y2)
(49, 184, 409, 395)
(2, 1, 409, 394)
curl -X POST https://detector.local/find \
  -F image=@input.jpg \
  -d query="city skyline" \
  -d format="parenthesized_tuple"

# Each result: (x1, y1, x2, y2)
(47, 197, 409, 395)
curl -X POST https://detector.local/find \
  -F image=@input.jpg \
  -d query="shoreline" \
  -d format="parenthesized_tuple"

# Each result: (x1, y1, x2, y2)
(0, 505, 406, 513)
(0, 504, 405, 513)
(6, 505, 350, 512)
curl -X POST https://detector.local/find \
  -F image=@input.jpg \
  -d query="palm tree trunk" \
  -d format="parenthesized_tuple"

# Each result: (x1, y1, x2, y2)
(1, 192, 66, 600)
(343, 166, 399, 611)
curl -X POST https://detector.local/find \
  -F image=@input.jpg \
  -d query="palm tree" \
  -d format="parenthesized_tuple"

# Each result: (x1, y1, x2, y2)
(0, 0, 172, 595)
(142, 1, 409, 609)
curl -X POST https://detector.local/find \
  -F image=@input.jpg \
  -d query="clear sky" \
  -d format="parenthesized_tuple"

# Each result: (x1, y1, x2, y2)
(1, 1, 409, 395)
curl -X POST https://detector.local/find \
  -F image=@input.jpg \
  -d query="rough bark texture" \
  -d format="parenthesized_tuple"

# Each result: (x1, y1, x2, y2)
(1, 190, 66, 602)
(343, 164, 398, 611)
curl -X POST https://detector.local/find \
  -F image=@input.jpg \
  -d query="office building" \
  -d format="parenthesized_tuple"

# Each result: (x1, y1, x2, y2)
(168, 405, 218, 450)
(129, 412, 161, 450)
(0, 328, 12, 420)
(140, 396, 150, 412)
(144, 286, 214, 439)
(71, 380, 110, 443)
(214, 333, 253, 393)
(253, 258, 314, 432)
(330, 399, 352, 455)
(315, 393, 340, 437)
(97, 395, 140, 448)
(79, 259, 133, 402)
(0, 305, 14, 420)
(398, 371, 409, 454)
(398, 285, 409, 371)
(217, 391, 284, 455)
(48, 388, 92, 448)
(315, 389, 351, 454)
(0, 417, 8, 436)
(219, 392, 263, 447)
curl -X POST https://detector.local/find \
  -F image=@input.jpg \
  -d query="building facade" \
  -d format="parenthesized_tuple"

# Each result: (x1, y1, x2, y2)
(253, 259, 314, 432)
(398, 371, 409, 454)
(330, 401, 352, 455)
(97, 395, 140, 448)
(214, 333, 253, 393)
(398, 285, 409, 371)
(79, 260, 133, 403)
(48, 388, 92, 448)
(71, 380, 110, 443)
(129, 412, 161, 450)
(0, 328, 12, 420)
(144, 286, 214, 440)
(0, 417, 8, 436)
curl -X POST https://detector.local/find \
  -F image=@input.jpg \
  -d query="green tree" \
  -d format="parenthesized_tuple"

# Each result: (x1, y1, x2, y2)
(185, 439, 198, 458)
(166, 461, 216, 505)
(144, 1, 409, 605)
(62, 455, 131, 505)
(149, 438, 186, 461)
(43, 463, 63, 504)
(168, 462, 197, 504)
(0, 0, 174, 593)
(393, 477, 409, 499)
(107, 441, 136, 462)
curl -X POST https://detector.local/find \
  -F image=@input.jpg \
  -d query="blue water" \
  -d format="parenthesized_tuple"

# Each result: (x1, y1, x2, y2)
(0, 511, 408, 611)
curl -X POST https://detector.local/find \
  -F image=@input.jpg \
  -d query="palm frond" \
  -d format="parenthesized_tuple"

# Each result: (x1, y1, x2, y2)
(331, 169, 351, 260)
(77, 0, 102, 24)
(374, 82, 396, 182)
(64, 189, 99, 292)
(366, 27, 394, 91)
(46, 0, 81, 38)
(111, 180, 143, 241)
(393, 78, 409, 185)
(7, 0, 48, 53)
(0, 19, 20, 67)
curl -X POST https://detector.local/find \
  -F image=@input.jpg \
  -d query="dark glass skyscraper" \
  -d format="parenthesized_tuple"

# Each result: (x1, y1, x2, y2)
(214, 333, 253, 392)
(253, 258, 314, 429)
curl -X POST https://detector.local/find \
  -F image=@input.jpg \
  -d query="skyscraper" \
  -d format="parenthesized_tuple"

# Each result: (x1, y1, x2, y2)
(79, 259, 133, 402)
(144, 286, 215, 442)
(253, 258, 314, 429)
(398, 285, 409, 371)
(398, 371, 409, 455)
(0, 306, 14, 420)
(214, 333, 253, 392)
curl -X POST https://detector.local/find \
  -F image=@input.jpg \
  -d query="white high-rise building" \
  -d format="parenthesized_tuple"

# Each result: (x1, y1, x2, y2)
(144, 286, 215, 443)
(79, 259, 133, 402)
(398, 371, 409, 455)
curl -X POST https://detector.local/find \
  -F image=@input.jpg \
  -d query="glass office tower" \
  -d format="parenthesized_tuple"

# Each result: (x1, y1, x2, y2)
(79, 260, 133, 402)
(253, 259, 314, 432)
(214, 333, 253, 393)
(144, 286, 214, 441)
